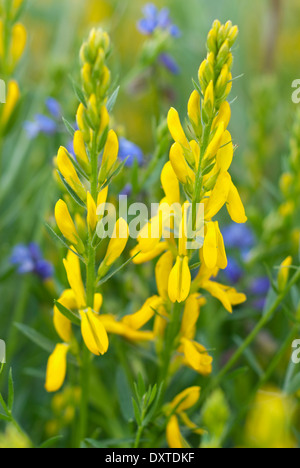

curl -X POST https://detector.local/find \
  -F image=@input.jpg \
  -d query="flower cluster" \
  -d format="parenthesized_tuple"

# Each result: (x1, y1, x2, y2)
(0, 0, 26, 135)
(45, 29, 156, 393)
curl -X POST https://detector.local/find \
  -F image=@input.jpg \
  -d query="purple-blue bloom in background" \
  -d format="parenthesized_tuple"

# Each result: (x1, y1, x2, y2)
(118, 137, 144, 167)
(222, 224, 255, 251)
(10, 243, 53, 281)
(224, 257, 244, 284)
(138, 4, 181, 37)
(24, 97, 61, 139)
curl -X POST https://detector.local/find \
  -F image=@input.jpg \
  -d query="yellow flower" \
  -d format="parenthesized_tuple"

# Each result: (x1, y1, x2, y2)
(180, 338, 213, 376)
(63, 249, 86, 309)
(102, 218, 129, 267)
(53, 289, 77, 343)
(80, 308, 109, 356)
(55, 199, 80, 246)
(168, 256, 191, 303)
(45, 344, 69, 393)
(0, 80, 20, 126)
(73, 130, 89, 166)
(86, 192, 97, 231)
(10, 23, 27, 65)
(277, 256, 292, 291)
(122, 296, 163, 330)
(167, 107, 189, 149)
(57, 147, 85, 199)
(155, 251, 174, 300)
(99, 129, 119, 182)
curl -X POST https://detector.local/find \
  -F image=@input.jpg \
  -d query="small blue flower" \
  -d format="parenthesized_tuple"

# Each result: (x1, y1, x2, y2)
(250, 277, 270, 296)
(118, 138, 144, 167)
(159, 53, 180, 74)
(120, 184, 133, 197)
(24, 97, 61, 139)
(46, 98, 61, 119)
(138, 3, 181, 37)
(222, 224, 255, 251)
(10, 243, 53, 281)
(224, 257, 244, 284)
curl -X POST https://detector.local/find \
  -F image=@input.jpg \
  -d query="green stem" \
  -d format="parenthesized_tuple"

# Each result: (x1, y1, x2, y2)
(202, 268, 300, 400)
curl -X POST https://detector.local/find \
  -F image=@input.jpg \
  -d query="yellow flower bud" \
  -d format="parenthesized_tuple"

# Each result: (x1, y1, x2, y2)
(55, 199, 80, 245)
(103, 218, 129, 267)
(73, 130, 89, 165)
(169, 143, 195, 185)
(168, 256, 191, 303)
(203, 80, 215, 118)
(188, 90, 201, 129)
(57, 147, 85, 199)
(99, 129, 118, 181)
(226, 179, 247, 224)
(167, 107, 189, 148)
(45, 344, 69, 393)
(161, 161, 180, 205)
(10, 23, 26, 65)
(86, 192, 97, 231)
(155, 251, 174, 300)
(80, 308, 109, 356)
(63, 249, 86, 308)
(1, 80, 20, 126)
(278, 256, 292, 292)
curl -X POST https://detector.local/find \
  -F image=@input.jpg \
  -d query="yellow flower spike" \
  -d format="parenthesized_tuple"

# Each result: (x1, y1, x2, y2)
(180, 338, 213, 376)
(54, 289, 77, 343)
(188, 90, 201, 127)
(181, 294, 204, 340)
(216, 130, 233, 172)
(100, 129, 119, 179)
(161, 161, 180, 205)
(155, 251, 174, 300)
(166, 415, 185, 449)
(11, 23, 26, 66)
(215, 221, 227, 269)
(212, 101, 231, 131)
(278, 256, 292, 292)
(80, 308, 109, 356)
(45, 344, 69, 393)
(167, 107, 189, 149)
(1, 80, 20, 126)
(63, 249, 86, 309)
(226, 179, 247, 223)
(86, 192, 97, 232)
(203, 222, 218, 269)
(73, 130, 89, 165)
(204, 122, 224, 160)
(57, 147, 85, 198)
(205, 171, 231, 220)
(122, 296, 163, 330)
(55, 199, 80, 246)
(168, 256, 191, 303)
(103, 218, 129, 267)
(171, 386, 201, 413)
(131, 242, 168, 265)
(169, 143, 195, 186)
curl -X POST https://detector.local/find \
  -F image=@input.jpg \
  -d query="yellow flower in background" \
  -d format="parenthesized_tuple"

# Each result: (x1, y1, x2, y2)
(244, 387, 296, 448)
(166, 387, 203, 448)
(45, 344, 70, 393)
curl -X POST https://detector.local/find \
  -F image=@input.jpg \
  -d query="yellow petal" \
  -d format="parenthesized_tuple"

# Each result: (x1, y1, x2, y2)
(99, 315, 154, 342)
(101, 129, 119, 174)
(216, 130, 233, 172)
(93, 293, 103, 313)
(131, 242, 168, 264)
(168, 256, 191, 303)
(205, 171, 231, 219)
(204, 122, 224, 160)
(212, 101, 231, 131)
(155, 251, 174, 299)
(169, 143, 195, 185)
(63, 249, 86, 308)
(104, 218, 129, 266)
(215, 222, 227, 269)
(203, 222, 218, 269)
(181, 338, 213, 376)
(166, 416, 185, 448)
(122, 296, 163, 330)
(188, 90, 201, 126)
(57, 147, 83, 195)
(55, 199, 79, 245)
(278, 256, 292, 291)
(171, 386, 201, 412)
(80, 308, 109, 356)
(86, 192, 97, 231)
(181, 294, 204, 339)
(226, 180, 247, 223)
(54, 289, 77, 343)
(45, 344, 69, 393)
(11, 23, 26, 65)
(167, 107, 189, 148)
(73, 130, 89, 165)
(161, 161, 180, 204)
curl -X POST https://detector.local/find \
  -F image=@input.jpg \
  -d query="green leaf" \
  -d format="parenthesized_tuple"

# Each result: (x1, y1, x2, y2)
(116, 368, 134, 421)
(0, 393, 8, 415)
(85, 437, 136, 448)
(39, 436, 63, 449)
(57, 171, 86, 208)
(286, 372, 300, 395)
(14, 323, 56, 354)
(132, 398, 142, 426)
(62, 117, 76, 138)
(44, 223, 86, 263)
(8, 368, 14, 412)
(54, 300, 81, 326)
(72, 79, 87, 107)
(100, 158, 128, 190)
(107, 86, 120, 113)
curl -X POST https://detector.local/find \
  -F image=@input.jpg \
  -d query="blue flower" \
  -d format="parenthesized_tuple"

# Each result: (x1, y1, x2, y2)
(137, 4, 181, 37)
(250, 277, 270, 296)
(222, 224, 255, 251)
(224, 257, 244, 284)
(159, 53, 180, 74)
(118, 138, 144, 167)
(24, 98, 61, 139)
(10, 243, 53, 281)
